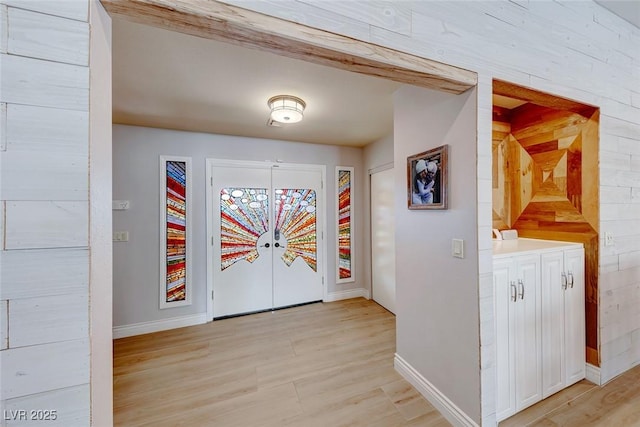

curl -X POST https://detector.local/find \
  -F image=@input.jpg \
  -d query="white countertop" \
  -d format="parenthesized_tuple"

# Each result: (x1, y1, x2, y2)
(493, 238, 583, 258)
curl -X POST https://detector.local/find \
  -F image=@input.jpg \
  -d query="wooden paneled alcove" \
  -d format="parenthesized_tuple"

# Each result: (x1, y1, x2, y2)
(492, 79, 600, 366)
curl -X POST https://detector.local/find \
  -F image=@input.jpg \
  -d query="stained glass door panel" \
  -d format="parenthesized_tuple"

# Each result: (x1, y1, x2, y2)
(211, 166, 273, 318)
(273, 188, 317, 271)
(220, 188, 269, 271)
(272, 168, 323, 308)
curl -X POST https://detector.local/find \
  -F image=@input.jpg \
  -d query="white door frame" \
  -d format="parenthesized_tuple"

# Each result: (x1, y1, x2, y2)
(205, 158, 327, 321)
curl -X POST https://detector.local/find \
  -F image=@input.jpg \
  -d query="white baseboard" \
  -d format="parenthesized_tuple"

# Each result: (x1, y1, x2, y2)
(585, 363, 601, 385)
(394, 354, 479, 427)
(324, 288, 370, 302)
(113, 313, 208, 339)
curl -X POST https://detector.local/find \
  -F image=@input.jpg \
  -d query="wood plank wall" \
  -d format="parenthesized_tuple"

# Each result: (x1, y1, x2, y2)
(0, 1, 91, 424)
(492, 97, 600, 365)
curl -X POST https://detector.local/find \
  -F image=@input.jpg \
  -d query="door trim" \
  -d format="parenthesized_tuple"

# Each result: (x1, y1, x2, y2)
(205, 158, 327, 321)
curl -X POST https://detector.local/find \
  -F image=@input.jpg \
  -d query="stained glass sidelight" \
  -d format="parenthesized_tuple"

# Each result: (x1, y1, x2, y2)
(338, 169, 353, 280)
(165, 160, 187, 303)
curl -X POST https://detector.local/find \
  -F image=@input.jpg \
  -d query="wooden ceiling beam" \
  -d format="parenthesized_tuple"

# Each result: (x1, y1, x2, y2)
(100, 0, 476, 94)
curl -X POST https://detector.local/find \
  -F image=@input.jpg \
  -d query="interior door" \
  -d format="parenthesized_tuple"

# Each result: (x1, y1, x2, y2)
(371, 167, 396, 313)
(212, 165, 273, 318)
(210, 162, 323, 318)
(271, 167, 323, 308)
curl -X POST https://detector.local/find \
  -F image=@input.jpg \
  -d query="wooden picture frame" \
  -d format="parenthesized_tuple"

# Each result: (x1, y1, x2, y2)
(407, 144, 448, 210)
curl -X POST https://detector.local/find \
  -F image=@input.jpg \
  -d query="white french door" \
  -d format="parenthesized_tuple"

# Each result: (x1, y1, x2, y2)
(207, 160, 324, 319)
(271, 168, 323, 308)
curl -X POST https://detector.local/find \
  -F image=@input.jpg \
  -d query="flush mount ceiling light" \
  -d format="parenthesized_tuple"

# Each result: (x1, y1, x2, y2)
(268, 95, 306, 124)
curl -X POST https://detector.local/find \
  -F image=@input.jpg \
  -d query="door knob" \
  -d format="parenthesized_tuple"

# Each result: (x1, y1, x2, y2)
(274, 242, 281, 248)
(261, 243, 270, 248)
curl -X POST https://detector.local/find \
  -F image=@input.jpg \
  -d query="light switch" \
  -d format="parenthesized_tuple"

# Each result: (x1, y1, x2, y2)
(112, 200, 130, 210)
(452, 239, 464, 259)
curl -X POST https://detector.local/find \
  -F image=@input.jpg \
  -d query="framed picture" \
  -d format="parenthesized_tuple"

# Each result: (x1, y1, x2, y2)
(407, 144, 448, 210)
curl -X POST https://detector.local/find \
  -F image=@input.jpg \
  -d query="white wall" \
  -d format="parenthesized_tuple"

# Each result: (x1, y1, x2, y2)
(0, 0, 93, 424)
(113, 124, 366, 329)
(394, 86, 480, 423)
(364, 133, 394, 173)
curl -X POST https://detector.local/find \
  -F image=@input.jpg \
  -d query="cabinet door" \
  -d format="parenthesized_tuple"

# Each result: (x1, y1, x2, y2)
(564, 248, 585, 385)
(515, 254, 543, 411)
(541, 251, 566, 398)
(494, 258, 516, 421)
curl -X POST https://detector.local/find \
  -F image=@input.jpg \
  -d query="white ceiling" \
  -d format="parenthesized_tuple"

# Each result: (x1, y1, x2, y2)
(112, 18, 401, 148)
(596, 1, 640, 29)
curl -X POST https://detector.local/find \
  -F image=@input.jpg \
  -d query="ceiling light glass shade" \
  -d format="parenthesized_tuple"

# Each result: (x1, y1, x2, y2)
(268, 95, 306, 124)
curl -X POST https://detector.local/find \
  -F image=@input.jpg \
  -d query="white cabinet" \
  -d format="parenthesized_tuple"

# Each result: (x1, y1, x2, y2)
(541, 248, 586, 397)
(493, 238, 585, 422)
(494, 254, 542, 422)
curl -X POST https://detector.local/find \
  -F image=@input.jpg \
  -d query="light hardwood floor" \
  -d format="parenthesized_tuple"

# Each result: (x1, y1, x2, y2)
(114, 298, 640, 426)
(500, 364, 640, 426)
(113, 298, 450, 426)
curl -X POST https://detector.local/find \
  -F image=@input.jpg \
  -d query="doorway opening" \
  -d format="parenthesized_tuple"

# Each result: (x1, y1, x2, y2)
(492, 79, 600, 366)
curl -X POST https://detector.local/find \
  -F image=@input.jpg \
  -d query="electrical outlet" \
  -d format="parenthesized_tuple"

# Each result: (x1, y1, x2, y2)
(604, 232, 614, 247)
(113, 231, 129, 242)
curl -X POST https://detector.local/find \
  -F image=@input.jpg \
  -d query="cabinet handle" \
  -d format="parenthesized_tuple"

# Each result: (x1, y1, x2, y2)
(510, 281, 517, 302)
(568, 272, 574, 288)
(561, 272, 568, 290)
(518, 279, 524, 300)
